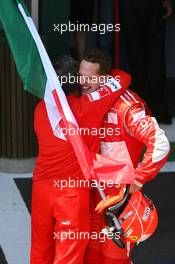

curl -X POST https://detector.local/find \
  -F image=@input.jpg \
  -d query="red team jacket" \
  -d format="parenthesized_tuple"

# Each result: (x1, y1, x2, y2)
(101, 88, 170, 185)
(33, 70, 131, 181)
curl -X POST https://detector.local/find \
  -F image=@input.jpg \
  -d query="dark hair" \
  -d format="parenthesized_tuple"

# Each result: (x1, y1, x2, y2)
(54, 55, 81, 96)
(83, 49, 112, 75)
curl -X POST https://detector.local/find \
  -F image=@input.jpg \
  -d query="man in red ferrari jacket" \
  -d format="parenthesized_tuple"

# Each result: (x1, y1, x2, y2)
(79, 49, 170, 264)
(31, 54, 131, 264)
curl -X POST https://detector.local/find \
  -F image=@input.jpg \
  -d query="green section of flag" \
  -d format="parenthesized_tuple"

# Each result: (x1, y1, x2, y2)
(0, 0, 46, 99)
(169, 142, 175, 161)
(16, 0, 30, 16)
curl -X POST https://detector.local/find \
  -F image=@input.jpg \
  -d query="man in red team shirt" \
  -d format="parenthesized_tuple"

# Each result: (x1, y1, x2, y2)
(79, 49, 170, 264)
(31, 54, 131, 264)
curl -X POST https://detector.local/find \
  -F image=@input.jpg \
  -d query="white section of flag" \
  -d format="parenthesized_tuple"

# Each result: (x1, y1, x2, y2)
(18, 3, 78, 140)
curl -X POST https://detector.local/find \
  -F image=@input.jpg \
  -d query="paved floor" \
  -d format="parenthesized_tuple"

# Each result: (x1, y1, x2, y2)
(132, 172, 175, 264)
(0, 171, 175, 264)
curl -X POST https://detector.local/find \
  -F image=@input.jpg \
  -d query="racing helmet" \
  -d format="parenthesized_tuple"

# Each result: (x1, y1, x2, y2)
(117, 191, 158, 243)
(105, 187, 158, 245)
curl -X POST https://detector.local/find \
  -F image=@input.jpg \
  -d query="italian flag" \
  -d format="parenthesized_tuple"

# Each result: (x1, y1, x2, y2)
(0, 0, 135, 184)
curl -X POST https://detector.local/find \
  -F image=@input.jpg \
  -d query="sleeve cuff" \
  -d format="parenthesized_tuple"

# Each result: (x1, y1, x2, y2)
(134, 180, 143, 188)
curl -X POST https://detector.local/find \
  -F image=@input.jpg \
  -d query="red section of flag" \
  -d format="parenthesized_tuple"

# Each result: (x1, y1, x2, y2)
(92, 153, 135, 184)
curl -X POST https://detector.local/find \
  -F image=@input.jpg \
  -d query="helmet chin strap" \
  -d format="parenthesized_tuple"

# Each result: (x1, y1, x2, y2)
(96, 183, 130, 248)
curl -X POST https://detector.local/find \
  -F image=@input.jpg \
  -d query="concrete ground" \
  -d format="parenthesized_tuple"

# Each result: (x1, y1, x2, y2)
(0, 170, 175, 264)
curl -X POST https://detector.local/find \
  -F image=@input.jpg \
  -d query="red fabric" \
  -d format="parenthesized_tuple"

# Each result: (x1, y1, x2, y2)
(33, 70, 131, 182)
(52, 89, 94, 181)
(31, 179, 90, 264)
(92, 152, 135, 184)
(84, 88, 169, 263)
(31, 70, 131, 263)
(101, 88, 170, 184)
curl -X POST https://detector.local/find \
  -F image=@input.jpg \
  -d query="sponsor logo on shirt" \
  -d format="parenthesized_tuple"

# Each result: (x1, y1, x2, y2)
(107, 108, 118, 124)
(61, 220, 71, 226)
(143, 207, 150, 221)
(87, 87, 110, 101)
(106, 77, 121, 92)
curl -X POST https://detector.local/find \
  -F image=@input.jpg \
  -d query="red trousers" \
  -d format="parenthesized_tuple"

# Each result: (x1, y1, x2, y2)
(30, 178, 90, 264)
(31, 180, 133, 264)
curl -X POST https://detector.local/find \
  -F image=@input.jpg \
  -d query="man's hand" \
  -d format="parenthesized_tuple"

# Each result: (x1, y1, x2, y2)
(163, 0, 172, 19)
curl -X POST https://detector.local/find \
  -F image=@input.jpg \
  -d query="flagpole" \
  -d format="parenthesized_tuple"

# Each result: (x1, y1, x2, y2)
(31, 0, 39, 29)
